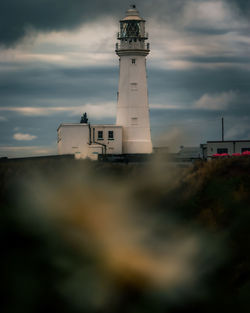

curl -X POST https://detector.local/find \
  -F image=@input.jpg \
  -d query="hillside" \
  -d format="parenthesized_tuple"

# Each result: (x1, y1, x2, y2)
(1, 157, 250, 313)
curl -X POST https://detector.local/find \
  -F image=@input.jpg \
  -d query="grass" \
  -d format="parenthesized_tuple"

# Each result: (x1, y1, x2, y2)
(1, 157, 250, 313)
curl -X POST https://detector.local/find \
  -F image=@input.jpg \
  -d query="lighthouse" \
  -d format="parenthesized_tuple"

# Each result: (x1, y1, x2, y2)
(57, 5, 153, 160)
(116, 5, 152, 154)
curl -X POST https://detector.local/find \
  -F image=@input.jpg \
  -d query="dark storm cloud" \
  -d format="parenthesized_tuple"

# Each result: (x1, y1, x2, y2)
(0, 0, 120, 46)
(0, 64, 118, 150)
(0, 65, 118, 104)
(1, 64, 250, 112)
(1, 63, 249, 142)
(226, 0, 250, 15)
(183, 56, 250, 64)
(148, 67, 250, 103)
(186, 28, 232, 35)
(0, 0, 183, 46)
(0, 0, 249, 46)
(0, 65, 249, 155)
(6, 0, 237, 46)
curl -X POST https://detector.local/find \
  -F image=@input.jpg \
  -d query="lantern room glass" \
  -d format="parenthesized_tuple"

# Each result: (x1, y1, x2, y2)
(119, 21, 146, 39)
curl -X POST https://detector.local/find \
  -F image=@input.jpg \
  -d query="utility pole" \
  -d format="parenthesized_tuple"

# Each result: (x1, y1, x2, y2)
(222, 117, 224, 141)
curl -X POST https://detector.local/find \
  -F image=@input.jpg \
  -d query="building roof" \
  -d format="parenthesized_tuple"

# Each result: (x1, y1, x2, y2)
(90, 124, 122, 128)
(207, 140, 250, 143)
(121, 5, 144, 21)
(178, 146, 201, 158)
(57, 123, 122, 131)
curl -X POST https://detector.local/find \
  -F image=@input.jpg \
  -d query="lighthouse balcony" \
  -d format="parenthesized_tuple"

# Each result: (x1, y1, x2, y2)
(116, 41, 150, 53)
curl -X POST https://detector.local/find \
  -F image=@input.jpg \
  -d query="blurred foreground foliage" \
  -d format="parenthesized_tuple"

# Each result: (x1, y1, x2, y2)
(0, 157, 250, 313)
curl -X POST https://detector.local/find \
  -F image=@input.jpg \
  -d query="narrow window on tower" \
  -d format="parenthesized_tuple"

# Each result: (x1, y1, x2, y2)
(97, 131, 103, 140)
(131, 117, 138, 125)
(130, 82, 138, 91)
(131, 58, 136, 64)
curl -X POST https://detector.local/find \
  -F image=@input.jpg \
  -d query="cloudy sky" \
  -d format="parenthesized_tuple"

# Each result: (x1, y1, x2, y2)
(0, 0, 250, 157)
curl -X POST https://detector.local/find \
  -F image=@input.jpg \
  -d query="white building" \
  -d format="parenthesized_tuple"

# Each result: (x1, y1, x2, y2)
(57, 123, 122, 160)
(57, 5, 152, 160)
(201, 140, 250, 159)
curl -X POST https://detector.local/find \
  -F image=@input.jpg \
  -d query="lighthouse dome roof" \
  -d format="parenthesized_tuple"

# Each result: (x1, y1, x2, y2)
(121, 5, 144, 21)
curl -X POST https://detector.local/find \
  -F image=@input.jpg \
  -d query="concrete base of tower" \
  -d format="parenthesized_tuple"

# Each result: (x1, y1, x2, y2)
(122, 140, 152, 154)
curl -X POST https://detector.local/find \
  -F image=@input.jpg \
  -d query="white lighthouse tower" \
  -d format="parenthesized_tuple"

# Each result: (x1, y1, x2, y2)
(116, 5, 152, 154)
(57, 5, 153, 160)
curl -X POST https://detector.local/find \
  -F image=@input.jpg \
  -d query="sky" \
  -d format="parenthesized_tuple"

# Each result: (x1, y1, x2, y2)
(0, 0, 250, 157)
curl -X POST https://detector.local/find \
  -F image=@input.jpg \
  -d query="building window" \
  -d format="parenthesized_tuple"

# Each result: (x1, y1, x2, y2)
(108, 131, 114, 140)
(242, 148, 250, 152)
(217, 148, 228, 154)
(97, 131, 103, 140)
(132, 58, 136, 64)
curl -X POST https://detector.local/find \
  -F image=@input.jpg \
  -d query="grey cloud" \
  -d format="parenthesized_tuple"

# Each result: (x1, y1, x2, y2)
(1, 64, 250, 112)
(0, 0, 248, 46)
(0, 65, 118, 104)
(0, 0, 122, 46)
(186, 27, 233, 35)
(148, 67, 250, 103)
(1, 0, 249, 156)
(0, 0, 204, 46)
(1, 63, 250, 108)
(1, 63, 249, 152)
(225, 0, 250, 15)
(0, 110, 113, 151)
(183, 56, 250, 64)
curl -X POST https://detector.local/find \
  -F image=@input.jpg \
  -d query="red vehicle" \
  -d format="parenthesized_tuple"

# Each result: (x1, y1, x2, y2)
(212, 151, 250, 158)
(242, 150, 250, 156)
(212, 153, 229, 158)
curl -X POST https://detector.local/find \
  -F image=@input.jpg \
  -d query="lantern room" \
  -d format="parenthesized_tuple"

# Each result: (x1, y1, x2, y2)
(118, 5, 147, 41)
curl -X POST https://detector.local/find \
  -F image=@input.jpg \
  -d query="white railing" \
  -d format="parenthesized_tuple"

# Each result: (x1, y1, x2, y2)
(116, 42, 150, 50)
